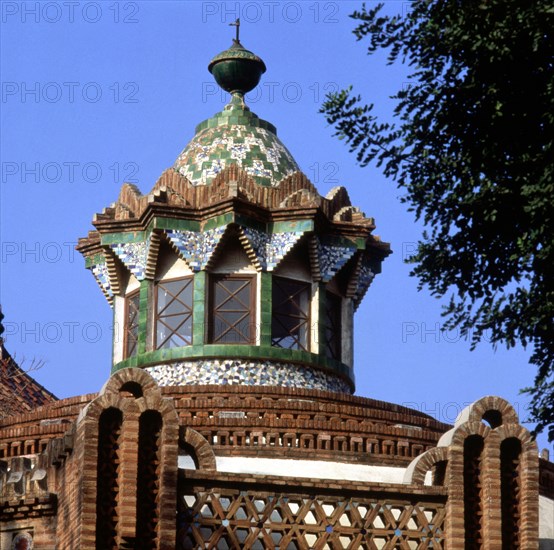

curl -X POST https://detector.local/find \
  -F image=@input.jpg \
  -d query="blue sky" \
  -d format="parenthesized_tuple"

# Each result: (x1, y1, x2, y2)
(1, 1, 548, 452)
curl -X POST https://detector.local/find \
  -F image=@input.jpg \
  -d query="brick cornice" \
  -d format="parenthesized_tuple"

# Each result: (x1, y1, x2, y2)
(180, 469, 449, 498)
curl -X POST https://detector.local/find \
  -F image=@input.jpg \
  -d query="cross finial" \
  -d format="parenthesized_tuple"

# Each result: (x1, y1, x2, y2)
(229, 18, 240, 43)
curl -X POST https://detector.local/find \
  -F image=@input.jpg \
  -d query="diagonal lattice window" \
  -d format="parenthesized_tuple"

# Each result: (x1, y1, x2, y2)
(125, 291, 140, 358)
(209, 276, 255, 344)
(156, 277, 193, 349)
(272, 277, 310, 351)
(324, 291, 342, 360)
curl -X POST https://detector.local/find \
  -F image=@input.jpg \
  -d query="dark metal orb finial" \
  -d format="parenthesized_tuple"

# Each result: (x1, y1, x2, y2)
(208, 21, 266, 97)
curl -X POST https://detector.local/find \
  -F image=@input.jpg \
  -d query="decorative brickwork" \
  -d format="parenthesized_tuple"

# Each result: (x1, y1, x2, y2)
(1, 34, 547, 550)
(177, 472, 447, 549)
(79, 166, 381, 231)
(180, 427, 217, 472)
(403, 446, 449, 486)
(0, 376, 547, 548)
(166, 385, 448, 466)
(77, 369, 179, 550)
(77, 165, 389, 316)
(404, 396, 540, 549)
(0, 394, 93, 459)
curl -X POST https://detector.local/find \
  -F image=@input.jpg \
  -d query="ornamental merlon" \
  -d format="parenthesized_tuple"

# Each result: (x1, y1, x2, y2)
(81, 165, 389, 246)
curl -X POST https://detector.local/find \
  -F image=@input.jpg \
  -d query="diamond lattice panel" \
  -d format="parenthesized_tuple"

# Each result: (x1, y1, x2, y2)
(177, 488, 445, 549)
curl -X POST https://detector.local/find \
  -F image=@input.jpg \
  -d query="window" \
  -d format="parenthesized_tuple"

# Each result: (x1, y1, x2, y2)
(208, 275, 255, 344)
(155, 277, 193, 349)
(125, 291, 140, 358)
(272, 277, 310, 351)
(324, 291, 342, 360)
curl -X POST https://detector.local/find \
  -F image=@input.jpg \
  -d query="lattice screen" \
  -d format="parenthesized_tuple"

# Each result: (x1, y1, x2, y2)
(177, 488, 445, 549)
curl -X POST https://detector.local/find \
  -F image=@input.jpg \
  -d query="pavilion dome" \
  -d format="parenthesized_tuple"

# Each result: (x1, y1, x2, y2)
(77, 34, 392, 396)
(173, 39, 300, 187)
(173, 96, 300, 187)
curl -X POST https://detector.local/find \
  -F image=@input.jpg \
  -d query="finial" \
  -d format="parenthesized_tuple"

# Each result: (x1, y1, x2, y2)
(229, 18, 240, 44)
(208, 25, 266, 98)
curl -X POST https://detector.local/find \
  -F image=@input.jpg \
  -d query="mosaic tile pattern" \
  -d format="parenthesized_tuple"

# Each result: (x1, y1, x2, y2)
(174, 106, 300, 187)
(11, 532, 33, 550)
(353, 262, 376, 308)
(166, 226, 227, 271)
(90, 262, 113, 299)
(317, 238, 357, 282)
(145, 359, 351, 394)
(110, 242, 148, 280)
(241, 226, 305, 270)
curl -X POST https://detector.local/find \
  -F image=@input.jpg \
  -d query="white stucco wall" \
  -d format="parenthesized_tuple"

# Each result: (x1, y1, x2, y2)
(179, 455, 405, 484)
(540, 494, 554, 550)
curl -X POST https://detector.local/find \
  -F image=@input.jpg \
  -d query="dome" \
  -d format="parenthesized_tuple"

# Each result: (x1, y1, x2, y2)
(173, 99, 300, 187)
(174, 37, 300, 187)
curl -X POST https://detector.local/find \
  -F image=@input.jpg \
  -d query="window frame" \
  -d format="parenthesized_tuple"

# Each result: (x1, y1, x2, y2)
(324, 290, 342, 361)
(207, 274, 256, 345)
(154, 275, 194, 350)
(124, 290, 140, 359)
(271, 276, 311, 352)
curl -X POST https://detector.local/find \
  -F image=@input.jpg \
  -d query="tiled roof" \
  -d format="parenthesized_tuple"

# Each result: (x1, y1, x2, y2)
(0, 344, 57, 418)
(174, 100, 300, 187)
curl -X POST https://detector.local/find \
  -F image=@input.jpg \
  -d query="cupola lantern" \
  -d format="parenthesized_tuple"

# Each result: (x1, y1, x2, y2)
(77, 32, 390, 393)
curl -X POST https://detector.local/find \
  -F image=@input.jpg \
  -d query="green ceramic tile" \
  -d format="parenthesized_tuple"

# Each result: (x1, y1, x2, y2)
(154, 217, 200, 231)
(101, 231, 146, 245)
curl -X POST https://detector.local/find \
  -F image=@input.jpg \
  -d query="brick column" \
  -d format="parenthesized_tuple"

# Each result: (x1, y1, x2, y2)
(482, 431, 501, 550)
(117, 402, 140, 548)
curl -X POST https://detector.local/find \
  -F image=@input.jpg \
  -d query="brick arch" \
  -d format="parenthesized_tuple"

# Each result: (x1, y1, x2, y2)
(76, 368, 179, 549)
(179, 427, 217, 472)
(404, 446, 448, 485)
(442, 397, 539, 550)
(447, 420, 491, 450)
(496, 422, 540, 549)
(100, 367, 160, 397)
(495, 423, 536, 449)
(442, 421, 489, 550)
(455, 395, 519, 428)
(96, 368, 179, 426)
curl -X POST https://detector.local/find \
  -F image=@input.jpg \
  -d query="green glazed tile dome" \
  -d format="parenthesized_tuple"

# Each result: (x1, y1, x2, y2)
(174, 99, 300, 187)
(174, 38, 300, 187)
